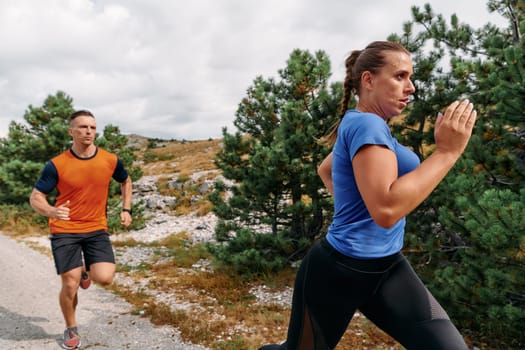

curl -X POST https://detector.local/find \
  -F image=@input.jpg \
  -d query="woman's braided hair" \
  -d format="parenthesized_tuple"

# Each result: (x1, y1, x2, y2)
(319, 41, 410, 147)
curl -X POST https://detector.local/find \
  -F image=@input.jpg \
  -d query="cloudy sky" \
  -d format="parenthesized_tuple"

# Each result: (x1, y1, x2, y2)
(0, 0, 508, 140)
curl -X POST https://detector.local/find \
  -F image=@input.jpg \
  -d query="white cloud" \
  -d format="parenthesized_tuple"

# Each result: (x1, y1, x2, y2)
(0, 0, 509, 140)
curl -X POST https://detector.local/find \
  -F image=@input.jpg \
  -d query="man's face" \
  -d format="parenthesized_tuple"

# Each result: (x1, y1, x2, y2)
(69, 115, 96, 146)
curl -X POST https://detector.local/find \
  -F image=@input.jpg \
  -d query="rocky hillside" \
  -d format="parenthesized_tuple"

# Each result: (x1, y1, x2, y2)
(122, 135, 227, 240)
(116, 135, 402, 350)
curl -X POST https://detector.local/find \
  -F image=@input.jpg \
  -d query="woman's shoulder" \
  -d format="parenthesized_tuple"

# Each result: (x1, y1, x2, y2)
(341, 110, 388, 132)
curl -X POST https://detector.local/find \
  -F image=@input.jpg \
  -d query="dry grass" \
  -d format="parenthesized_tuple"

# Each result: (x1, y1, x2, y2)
(0, 205, 46, 238)
(112, 232, 402, 350)
(139, 138, 222, 177)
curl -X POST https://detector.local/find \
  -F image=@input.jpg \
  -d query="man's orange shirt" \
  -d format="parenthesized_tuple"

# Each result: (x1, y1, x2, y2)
(47, 148, 119, 233)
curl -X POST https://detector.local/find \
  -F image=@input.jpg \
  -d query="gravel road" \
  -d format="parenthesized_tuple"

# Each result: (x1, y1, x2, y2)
(0, 232, 210, 350)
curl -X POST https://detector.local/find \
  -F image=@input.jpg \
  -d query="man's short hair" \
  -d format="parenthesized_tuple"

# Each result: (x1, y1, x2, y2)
(70, 110, 95, 121)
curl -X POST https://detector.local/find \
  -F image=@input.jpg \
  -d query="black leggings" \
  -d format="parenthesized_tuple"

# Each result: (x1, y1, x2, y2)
(262, 239, 468, 350)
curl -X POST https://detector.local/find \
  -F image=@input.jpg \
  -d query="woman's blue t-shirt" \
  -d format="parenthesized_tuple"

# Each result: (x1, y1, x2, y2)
(326, 110, 420, 259)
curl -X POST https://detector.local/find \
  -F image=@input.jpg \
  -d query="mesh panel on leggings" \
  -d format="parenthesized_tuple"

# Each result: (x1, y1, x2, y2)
(299, 306, 331, 350)
(299, 307, 314, 350)
(426, 288, 450, 320)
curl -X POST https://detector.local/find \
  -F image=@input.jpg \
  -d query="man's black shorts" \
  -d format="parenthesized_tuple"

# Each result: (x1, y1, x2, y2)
(50, 230, 115, 275)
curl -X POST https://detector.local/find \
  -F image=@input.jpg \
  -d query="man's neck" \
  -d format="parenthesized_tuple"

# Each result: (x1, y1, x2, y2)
(71, 144, 97, 158)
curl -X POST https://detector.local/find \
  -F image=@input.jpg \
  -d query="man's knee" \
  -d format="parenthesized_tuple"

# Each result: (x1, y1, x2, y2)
(89, 262, 115, 285)
(95, 274, 114, 286)
(61, 267, 82, 291)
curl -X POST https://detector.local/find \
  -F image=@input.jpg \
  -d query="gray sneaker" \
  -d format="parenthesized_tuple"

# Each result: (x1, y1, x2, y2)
(61, 327, 81, 349)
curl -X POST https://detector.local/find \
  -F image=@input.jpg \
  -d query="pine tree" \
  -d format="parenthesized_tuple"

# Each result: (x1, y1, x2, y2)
(209, 50, 341, 274)
(389, 1, 524, 346)
(0, 91, 74, 204)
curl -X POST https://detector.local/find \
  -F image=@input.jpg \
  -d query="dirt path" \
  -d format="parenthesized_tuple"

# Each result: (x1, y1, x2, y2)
(0, 232, 209, 350)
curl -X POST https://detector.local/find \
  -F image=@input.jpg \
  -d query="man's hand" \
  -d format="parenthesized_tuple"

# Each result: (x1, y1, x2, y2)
(54, 200, 71, 221)
(120, 211, 132, 227)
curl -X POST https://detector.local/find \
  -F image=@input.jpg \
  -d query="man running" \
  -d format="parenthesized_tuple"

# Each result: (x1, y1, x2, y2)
(30, 110, 133, 349)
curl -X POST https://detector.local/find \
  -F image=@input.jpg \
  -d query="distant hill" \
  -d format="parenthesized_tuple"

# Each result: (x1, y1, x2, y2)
(126, 134, 223, 177)
(125, 133, 151, 150)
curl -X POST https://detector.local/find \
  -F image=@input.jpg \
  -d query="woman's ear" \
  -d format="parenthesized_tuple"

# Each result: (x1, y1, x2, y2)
(361, 71, 374, 91)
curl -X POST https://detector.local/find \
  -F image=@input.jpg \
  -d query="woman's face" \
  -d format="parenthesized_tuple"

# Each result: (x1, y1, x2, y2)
(360, 50, 415, 119)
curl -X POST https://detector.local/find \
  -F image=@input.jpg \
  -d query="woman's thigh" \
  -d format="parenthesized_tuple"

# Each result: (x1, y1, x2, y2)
(360, 256, 468, 350)
(288, 241, 394, 349)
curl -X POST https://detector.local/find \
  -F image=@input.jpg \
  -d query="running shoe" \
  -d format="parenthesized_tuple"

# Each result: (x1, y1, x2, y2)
(259, 341, 287, 349)
(80, 270, 91, 290)
(62, 327, 81, 349)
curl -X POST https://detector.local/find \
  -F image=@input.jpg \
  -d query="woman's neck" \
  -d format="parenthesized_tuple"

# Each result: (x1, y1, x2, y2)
(356, 101, 389, 121)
